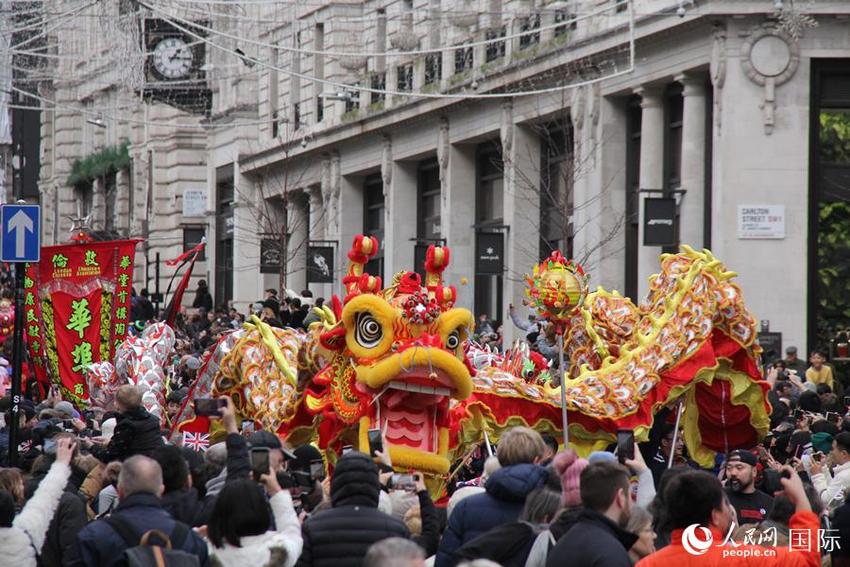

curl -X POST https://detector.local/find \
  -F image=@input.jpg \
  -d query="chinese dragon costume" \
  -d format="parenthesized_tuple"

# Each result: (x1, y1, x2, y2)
(194, 235, 769, 479)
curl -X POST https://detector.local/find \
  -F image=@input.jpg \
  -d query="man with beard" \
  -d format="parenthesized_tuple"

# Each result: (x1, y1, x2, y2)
(546, 461, 636, 567)
(724, 449, 774, 525)
(637, 467, 817, 566)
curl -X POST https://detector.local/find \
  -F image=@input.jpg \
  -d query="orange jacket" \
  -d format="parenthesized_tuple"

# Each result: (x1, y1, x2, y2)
(637, 511, 821, 567)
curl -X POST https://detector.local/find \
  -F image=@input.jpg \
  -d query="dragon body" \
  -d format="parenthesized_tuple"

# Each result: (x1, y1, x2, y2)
(197, 237, 769, 478)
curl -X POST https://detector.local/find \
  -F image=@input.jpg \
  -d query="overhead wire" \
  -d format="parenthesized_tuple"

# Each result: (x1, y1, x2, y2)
(140, 0, 635, 100)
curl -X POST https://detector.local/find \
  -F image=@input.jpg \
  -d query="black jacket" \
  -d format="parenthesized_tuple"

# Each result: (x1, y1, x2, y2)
(295, 453, 409, 567)
(546, 509, 637, 567)
(161, 487, 211, 528)
(435, 463, 549, 567)
(454, 521, 545, 567)
(92, 407, 164, 463)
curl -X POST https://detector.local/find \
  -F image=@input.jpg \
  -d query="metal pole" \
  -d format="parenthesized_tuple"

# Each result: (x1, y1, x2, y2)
(668, 400, 684, 469)
(154, 252, 161, 315)
(558, 333, 569, 447)
(9, 261, 25, 466)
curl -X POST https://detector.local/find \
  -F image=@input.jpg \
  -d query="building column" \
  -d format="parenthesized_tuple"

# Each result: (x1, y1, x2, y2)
(115, 168, 130, 234)
(677, 73, 707, 249)
(337, 174, 364, 292)
(385, 161, 417, 278)
(442, 143, 476, 311)
(635, 86, 665, 299)
(503, 121, 541, 346)
(91, 177, 105, 229)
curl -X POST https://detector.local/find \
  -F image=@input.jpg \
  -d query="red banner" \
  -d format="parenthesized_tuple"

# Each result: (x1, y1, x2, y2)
(24, 239, 141, 403)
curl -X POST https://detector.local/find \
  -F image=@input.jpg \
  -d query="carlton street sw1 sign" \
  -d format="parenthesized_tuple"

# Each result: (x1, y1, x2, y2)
(737, 205, 785, 239)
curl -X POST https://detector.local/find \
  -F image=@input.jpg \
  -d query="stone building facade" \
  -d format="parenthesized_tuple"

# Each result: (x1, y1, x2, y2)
(33, 0, 850, 352)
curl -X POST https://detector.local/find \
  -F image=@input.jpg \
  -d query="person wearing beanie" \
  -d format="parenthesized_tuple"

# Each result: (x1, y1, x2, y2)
(812, 431, 834, 455)
(435, 427, 549, 567)
(724, 449, 774, 525)
(296, 451, 409, 567)
(811, 431, 850, 511)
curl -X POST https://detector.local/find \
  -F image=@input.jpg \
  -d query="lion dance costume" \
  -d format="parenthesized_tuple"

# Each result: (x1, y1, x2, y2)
(195, 236, 769, 485)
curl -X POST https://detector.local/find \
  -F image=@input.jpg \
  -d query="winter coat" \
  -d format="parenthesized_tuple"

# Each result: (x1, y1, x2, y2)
(295, 452, 410, 567)
(546, 508, 636, 567)
(811, 460, 850, 510)
(25, 457, 88, 567)
(74, 492, 210, 567)
(0, 461, 70, 567)
(91, 407, 164, 463)
(453, 521, 550, 567)
(435, 463, 549, 567)
(636, 511, 820, 567)
(209, 490, 302, 567)
(161, 487, 211, 528)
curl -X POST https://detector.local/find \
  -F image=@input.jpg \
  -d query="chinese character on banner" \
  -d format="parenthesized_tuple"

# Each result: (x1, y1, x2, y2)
(23, 239, 141, 403)
(789, 529, 812, 552)
(720, 525, 741, 548)
(820, 529, 841, 553)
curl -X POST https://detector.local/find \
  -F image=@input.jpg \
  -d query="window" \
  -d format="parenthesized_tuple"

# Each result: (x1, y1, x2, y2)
(554, 10, 570, 37)
(104, 173, 116, 233)
(475, 143, 504, 325)
(519, 14, 540, 49)
(418, 158, 442, 240)
(363, 174, 385, 279)
(811, 61, 850, 348)
(624, 95, 642, 301)
(539, 123, 574, 259)
(272, 110, 279, 138)
(425, 53, 442, 85)
(215, 165, 234, 308)
(485, 27, 506, 62)
(397, 63, 413, 92)
(370, 73, 386, 105)
(293, 102, 301, 130)
(316, 97, 324, 122)
(454, 43, 473, 74)
(183, 227, 206, 261)
(664, 84, 684, 190)
(75, 184, 93, 219)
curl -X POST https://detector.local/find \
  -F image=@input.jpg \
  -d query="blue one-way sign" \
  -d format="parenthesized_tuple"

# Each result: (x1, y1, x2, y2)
(1, 204, 40, 263)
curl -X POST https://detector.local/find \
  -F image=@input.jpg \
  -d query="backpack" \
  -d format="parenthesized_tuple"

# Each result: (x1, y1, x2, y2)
(105, 515, 201, 567)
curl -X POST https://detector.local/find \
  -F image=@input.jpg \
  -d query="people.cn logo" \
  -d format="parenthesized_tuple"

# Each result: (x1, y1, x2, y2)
(682, 524, 714, 556)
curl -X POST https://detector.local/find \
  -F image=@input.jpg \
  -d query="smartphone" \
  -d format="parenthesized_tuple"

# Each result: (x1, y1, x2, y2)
(389, 473, 417, 491)
(616, 430, 635, 464)
(250, 447, 271, 478)
(367, 428, 383, 457)
(342, 445, 353, 455)
(310, 459, 324, 480)
(194, 398, 226, 417)
(241, 421, 255, 434)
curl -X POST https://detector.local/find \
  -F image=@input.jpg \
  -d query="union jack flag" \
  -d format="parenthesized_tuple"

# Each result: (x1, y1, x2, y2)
(183, 432, 209, 452)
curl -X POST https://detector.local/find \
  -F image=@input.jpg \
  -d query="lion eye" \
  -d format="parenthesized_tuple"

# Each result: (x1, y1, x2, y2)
(446, 330, 461, 350)
(355, 313, 383, 348)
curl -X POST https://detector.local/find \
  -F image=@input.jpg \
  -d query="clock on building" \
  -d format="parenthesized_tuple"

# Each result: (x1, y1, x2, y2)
(152, 36, 195, 80)
(142, 19, 211, 115)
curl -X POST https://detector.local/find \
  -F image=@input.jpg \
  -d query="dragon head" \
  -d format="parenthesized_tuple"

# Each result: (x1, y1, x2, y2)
(306, 236, 474, 474)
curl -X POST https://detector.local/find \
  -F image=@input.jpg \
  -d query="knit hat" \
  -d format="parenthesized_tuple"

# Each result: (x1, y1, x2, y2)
(812, 432, 834, 454)
(552, 449, 589, 507)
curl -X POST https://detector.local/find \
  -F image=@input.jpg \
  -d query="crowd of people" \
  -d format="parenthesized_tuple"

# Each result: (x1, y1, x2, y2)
(0, 273, 849, 566)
